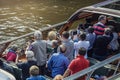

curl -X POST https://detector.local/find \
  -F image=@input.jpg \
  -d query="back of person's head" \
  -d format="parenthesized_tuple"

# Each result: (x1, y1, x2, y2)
(29, 65, 39, 76)
(52, 40, 58, 48)
(62, 31, 69, 39)
(73, 30, 77, 35)
(98, 15, 106, 22)
(79, 33, 86, 41)
(104, 28, 111, 35)
(59, 44, 66, 53)
(10, 45, 18, 52)
(86, 17, 92, 23)
(34, 30, 42, 40)
(25, 51, 36, 61)
(108, 25, 114, 32)
(53, 75, 63, 80)
(88, 27, 94, 33)
(48, 31, 57, 40)
(78, 47, 86, 56)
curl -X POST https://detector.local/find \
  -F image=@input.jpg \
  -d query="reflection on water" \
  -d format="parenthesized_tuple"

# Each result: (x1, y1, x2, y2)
(0, 0, 104, 40)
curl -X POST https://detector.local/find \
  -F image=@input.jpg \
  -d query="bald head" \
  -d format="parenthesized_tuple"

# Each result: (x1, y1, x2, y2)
(59, 44, 66, 53)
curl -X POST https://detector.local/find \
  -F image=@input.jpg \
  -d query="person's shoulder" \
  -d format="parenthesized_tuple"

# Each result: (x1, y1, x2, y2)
(38, 75, 46, 80)
(52, 53, 59, 56)
(17, 61, 28, 67)
(42, 40, 47, 43)
(26, 78, 31, 80)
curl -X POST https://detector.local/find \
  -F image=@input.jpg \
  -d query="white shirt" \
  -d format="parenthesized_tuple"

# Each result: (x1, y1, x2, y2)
(74, 40, 90, 58)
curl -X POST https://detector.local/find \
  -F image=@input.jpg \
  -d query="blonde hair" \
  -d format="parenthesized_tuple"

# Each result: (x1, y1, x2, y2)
(54, 75, 63, 80)
(48, 31, 57, 40)
(29, 65, 39, 76)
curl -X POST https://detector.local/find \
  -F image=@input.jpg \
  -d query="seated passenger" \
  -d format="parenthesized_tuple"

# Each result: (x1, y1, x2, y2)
(26, 65, 46, 80)
(3, 45, 18, 62)
(16, 51, 37, 80)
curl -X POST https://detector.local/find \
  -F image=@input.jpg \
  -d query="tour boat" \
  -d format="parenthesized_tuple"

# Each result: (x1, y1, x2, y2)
(0, 0, 120, 80)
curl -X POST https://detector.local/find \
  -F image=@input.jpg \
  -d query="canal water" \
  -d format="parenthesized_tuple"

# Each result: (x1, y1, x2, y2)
(0, 0, 104, 40)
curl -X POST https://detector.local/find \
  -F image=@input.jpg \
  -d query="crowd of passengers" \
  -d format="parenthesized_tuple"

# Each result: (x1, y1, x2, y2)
(0, 15, 120, 80)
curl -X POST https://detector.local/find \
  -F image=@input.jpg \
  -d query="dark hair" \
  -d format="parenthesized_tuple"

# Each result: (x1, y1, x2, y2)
(52, 40, 58, 47)
(98, 15, 106, 21)
(10, 45, 18, 52)
(79, 33, 86, 41)
(86, 17, 92, 23)
(104, 28, 111, 35)
(0, 59, 3, 66)
(78, 47, 86, 56)
(73, 30, 77, 35)
(62, 31, 69, 39)
(88, 27, 94, 33)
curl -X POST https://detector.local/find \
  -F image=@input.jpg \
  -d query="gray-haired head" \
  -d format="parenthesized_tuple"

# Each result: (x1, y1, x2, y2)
(25, 51, 36, 61)
(34, 30, 42, 40)
(98, 15, 106, 21)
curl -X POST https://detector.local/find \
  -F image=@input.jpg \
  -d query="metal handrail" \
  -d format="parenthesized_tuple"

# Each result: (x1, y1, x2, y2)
(0, 21, 67, 45)
(93, 0, 120, 7)
(108, 73, 120, 80)
(64, 53, 120, 80)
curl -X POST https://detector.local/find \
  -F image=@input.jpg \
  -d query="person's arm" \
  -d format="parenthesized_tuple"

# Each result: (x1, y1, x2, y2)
(63, 59, 75, 78)
(63, 69, 71, 78)
(64, 58, 70, 70)
(47, 56, 53, 71)
(15, 53, 19, 63)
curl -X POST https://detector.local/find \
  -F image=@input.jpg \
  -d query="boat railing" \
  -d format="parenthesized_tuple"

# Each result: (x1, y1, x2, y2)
(108, 72, 120, 80)
(63, 53, 120, 80)
(92, 0, 120, 7)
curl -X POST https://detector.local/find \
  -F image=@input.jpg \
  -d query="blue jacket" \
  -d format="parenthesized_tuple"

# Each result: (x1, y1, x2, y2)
(48, 53, 69, 77)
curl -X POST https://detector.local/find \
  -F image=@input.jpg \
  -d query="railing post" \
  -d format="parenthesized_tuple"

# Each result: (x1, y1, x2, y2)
(113, 60, 120, 75)
(86, 70, 94, 80)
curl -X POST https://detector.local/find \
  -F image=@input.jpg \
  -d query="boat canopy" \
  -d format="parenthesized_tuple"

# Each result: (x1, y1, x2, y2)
(59, 0, 120, 34)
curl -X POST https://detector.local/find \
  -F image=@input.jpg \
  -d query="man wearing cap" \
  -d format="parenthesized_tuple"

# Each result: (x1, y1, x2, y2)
(16, 51, 37, 80)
